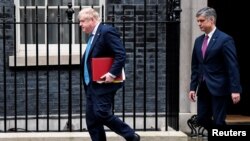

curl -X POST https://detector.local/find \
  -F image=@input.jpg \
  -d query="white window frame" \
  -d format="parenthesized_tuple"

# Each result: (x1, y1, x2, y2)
(10, 0, 105, 66)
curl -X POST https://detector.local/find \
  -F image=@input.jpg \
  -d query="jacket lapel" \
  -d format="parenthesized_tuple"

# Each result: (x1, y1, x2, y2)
(199, 35, 206, 60)
(88, 24, 102, 57)
(203, 29, 219, 61)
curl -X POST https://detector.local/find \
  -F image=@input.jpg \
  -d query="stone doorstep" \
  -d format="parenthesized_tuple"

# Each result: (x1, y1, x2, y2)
(0, 131, 188, 141)
(226, 115, 250, 125)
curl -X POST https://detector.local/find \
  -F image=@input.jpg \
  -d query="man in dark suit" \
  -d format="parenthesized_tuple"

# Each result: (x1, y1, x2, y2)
(188, 7, 242, 130)
(78, 7, 140, 141)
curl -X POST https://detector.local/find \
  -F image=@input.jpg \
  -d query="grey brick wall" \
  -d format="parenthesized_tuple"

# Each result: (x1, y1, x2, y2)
(107, 0, 167, 113)
(0, 0, 16, 115)
(0, 0, 167, 117)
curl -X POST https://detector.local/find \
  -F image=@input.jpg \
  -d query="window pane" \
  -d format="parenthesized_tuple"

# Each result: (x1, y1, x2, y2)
(18, 0, 102, 45)
(47, 9, 58, 44)
(20, 9, 45, 44)
(75, 0, 99, 6)
(48, 0, 71, 6)
(47, 9, 69, 44)
(20, 0, 45, 6)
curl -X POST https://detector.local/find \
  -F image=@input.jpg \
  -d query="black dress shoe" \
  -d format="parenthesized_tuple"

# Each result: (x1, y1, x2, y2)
(132, 133, 140, 141)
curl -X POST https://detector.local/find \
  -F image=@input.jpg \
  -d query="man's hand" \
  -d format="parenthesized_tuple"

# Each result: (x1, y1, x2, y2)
(231, 93, 240, 104)
(188, 91, 196, 102)
(100, 73, 115, 83)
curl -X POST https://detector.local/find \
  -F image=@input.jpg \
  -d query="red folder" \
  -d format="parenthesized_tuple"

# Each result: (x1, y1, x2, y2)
(91, 57, 124, 82)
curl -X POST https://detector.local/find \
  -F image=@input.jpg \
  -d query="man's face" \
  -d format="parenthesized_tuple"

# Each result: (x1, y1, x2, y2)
(196, 15, 214, 34)
(79, 16, 94, 34)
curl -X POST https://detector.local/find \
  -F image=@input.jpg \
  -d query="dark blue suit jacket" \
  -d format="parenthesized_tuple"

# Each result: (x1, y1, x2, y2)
(82, 24, 126, 95)
(190, 29, 242, 96)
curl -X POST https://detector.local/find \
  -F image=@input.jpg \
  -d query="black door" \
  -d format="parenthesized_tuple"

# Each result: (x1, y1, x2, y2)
(208, 0, 250, 115)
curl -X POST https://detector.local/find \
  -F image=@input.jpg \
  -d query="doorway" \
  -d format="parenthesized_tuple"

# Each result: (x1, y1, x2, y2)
(208, 0, 250, 115)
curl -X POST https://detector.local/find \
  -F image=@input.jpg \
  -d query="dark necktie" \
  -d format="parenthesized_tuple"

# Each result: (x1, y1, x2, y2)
(201, 35, 209, 58)
(84, 34, 94, 85)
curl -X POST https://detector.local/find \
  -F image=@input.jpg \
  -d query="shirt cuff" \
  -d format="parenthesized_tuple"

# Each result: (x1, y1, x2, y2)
(108, 72, 116, 78)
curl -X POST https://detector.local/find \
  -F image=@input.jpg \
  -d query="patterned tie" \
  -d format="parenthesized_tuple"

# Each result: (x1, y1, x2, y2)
(201, 35, 209, 58)
(84, 34, 94, 85)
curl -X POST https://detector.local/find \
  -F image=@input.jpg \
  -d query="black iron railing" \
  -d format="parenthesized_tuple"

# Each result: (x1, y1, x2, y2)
(0, 1, 181, 132)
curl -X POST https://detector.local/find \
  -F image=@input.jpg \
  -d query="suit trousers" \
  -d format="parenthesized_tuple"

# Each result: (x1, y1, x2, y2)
(197, 81, 230, 129)
(85, 84, 135, 141)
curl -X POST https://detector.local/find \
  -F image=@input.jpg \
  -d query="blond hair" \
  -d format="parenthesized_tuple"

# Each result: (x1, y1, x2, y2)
(78, 7, 100, 21)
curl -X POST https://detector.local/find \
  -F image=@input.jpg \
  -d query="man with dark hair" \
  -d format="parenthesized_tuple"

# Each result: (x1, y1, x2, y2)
(188, 7, 242, 130)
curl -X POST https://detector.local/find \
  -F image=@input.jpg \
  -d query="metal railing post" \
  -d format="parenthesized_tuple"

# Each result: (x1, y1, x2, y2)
(66, 2, 74, 131)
